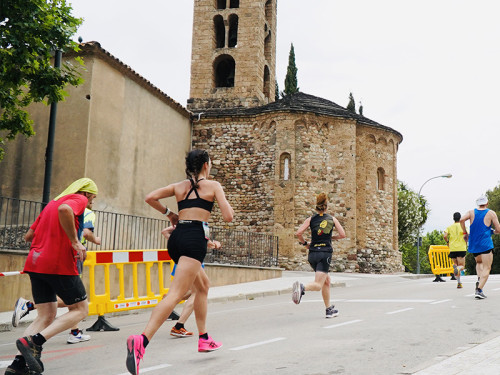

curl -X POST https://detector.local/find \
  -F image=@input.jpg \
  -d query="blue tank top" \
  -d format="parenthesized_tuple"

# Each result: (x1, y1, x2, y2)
(468, 208, 494, 253)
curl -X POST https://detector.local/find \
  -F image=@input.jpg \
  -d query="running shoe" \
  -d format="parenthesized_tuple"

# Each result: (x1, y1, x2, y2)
(4, 361, 30, 375)
(475, 289, 487, 299)
(325, 305, 339, 318)
(12, 298, 30, 328)
(198, 336, 222, 352)
(126, 335, 145, 375)
(457, 283, 463, 289)
(170, 326, 193, 337)
(67, 329, 91, 344)
(15, 336, 43, 374)
(292, 281, 305, 304)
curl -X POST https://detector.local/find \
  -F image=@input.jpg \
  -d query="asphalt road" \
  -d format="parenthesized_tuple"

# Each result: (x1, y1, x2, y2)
(2, 274, 500, 375)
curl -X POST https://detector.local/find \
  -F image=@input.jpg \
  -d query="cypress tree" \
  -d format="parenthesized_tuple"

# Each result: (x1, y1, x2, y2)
(347, 92, 356, 113)
(275, 80, 280, 101)
(284, 43, 299, 96)
(358, 102, 364, 116)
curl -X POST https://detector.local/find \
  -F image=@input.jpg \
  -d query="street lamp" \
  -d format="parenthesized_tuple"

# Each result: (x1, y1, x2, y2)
(416, 173, 453, 274)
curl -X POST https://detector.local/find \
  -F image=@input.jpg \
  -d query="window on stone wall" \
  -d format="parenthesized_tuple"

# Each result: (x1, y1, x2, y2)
(280, 152, 291, 181)
(264, 32, 271, 62)
(216, 0, 226, 10)
(214, 55, 235, 87)
(214, 15, 225, 48)
(377, 167, 385, 191)
(229, 0, 239, 8)
(228, 14, 238, 47)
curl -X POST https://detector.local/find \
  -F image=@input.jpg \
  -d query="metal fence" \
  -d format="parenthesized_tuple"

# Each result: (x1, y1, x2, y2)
(0, 196, 279, 267)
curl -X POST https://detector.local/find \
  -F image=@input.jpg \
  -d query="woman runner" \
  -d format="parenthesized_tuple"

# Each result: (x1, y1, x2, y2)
(126, 149, 233, 375)
(292, 192, 345, 318)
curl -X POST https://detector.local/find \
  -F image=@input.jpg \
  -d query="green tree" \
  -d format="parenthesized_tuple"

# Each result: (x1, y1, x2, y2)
(0, 0, 83, 160)
(346, 92, 356, 113)
(275, 79, 280, 101)
(358, 101, 363, 116)
(398, 181, 430, 273)
(283, 43, 299, 96)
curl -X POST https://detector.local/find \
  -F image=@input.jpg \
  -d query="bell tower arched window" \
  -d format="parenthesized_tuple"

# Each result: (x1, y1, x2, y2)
(214, 55, 236, 88)
(228, 14, 238, 48)
(263, 65, 270, 99)
(229, 0, 239, 8)
(216, 0, 226, 10)
(214, 15, 225, 48)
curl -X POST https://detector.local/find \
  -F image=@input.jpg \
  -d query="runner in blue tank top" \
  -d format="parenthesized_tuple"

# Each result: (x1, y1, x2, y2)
(292, 193, 346, 318)
(460, 195, 500, 299)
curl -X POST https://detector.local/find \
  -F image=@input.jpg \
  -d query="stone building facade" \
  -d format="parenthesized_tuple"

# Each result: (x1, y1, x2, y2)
(188, 0, 404, 273)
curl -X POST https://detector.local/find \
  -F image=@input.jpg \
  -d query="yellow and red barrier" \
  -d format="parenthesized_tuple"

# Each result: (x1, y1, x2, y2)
(84, 249, 174, 331)
(428, 245, 454, 276)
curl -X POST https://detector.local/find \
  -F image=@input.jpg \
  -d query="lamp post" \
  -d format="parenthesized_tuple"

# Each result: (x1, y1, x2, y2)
(416, 173, 453, 274)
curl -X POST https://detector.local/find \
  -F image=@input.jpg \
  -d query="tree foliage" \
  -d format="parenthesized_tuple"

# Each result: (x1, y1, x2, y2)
(358, 102, 363, 116)
(283, 43, 299, 96)
(398, 181, 429, 246)
(275, 79, 280, 101)
(346, 92, 356, 113)
(0, 0, 83, 160)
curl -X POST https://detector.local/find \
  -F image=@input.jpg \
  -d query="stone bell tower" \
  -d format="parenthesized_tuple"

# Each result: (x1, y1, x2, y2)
(187, 0, 277, 111)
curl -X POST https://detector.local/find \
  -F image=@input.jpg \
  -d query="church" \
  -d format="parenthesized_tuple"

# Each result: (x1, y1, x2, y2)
(0, 0, 403, 273)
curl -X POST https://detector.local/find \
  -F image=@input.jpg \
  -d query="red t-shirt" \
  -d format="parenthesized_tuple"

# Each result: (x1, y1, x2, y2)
(24, 194, 88, 275)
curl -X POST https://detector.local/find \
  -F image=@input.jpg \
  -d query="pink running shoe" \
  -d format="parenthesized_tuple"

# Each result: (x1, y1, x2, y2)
(126, 335, 145, 375)
(198, 336, 222, 352)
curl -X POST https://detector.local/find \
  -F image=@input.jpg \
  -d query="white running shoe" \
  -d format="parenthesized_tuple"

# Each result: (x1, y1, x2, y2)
(292, 281, 305, 304)
(12, 297, 30, 327)
(67, 330, 91, 344)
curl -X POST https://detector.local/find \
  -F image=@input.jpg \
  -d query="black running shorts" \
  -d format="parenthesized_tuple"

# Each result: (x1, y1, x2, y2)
(472, 249, 493, 258)
(308, 251, 332, 273)
(167, 220, 208, 264)
(448, 251, 467, 259)
(27, 272, 87, 305)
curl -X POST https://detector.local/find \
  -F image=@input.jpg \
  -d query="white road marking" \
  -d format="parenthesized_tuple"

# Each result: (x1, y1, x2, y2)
(386, 307, 414, 315)
(116, 363, 171, 375)
(324, 319, 363, 329)
(465, 293, 475, 297)
(492, 287, 500, 291)
(347, 299, 434, 303)
(230, 337, 286, 351)
(0, 361, 12, 369)
(430, 299, 452, 305)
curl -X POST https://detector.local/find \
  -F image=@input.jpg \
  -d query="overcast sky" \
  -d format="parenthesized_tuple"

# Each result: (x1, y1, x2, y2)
(69, 0, 500, 234)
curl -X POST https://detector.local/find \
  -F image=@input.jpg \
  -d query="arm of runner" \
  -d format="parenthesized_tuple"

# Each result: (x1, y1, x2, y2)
(443, 231, 449, 243)
(161, 226, 175, 240)
(490, 211, 500, 234)
(214, 181, 234, 222)
(24, 228, 35, 242)
(145, 184, 179, 225)
(58, 204, 86, 260)
(83, 228, 101, 245)
(296, 217, 311, 245)
(460, 211, 471, 240)
(332, 217, 346, 240)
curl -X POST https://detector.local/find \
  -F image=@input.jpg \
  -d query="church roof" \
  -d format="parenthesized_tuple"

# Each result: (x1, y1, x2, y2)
(64, 42, 190, 118)
(200, 92, 403, 141)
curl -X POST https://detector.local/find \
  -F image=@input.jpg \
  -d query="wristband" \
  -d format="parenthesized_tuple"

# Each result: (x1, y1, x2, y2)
(463, 232, 467, 235)
(165, 207, 171, 216)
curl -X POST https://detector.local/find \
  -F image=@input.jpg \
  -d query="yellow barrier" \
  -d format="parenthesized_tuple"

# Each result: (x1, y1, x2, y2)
(428, 245, 454, 276)
(83, 249, 174, 331)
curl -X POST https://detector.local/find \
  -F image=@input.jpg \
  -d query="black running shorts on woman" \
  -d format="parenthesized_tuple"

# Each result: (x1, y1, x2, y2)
(308, 251, 332, 273)
(167, 220, 208, 264)
(27, 272, 87, 305)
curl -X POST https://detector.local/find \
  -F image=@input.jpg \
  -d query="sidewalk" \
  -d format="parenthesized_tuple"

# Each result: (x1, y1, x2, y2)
(2, 271, 500, 374)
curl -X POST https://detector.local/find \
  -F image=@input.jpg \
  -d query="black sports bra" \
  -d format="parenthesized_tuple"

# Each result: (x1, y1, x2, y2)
(177, 180, 214, 213)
